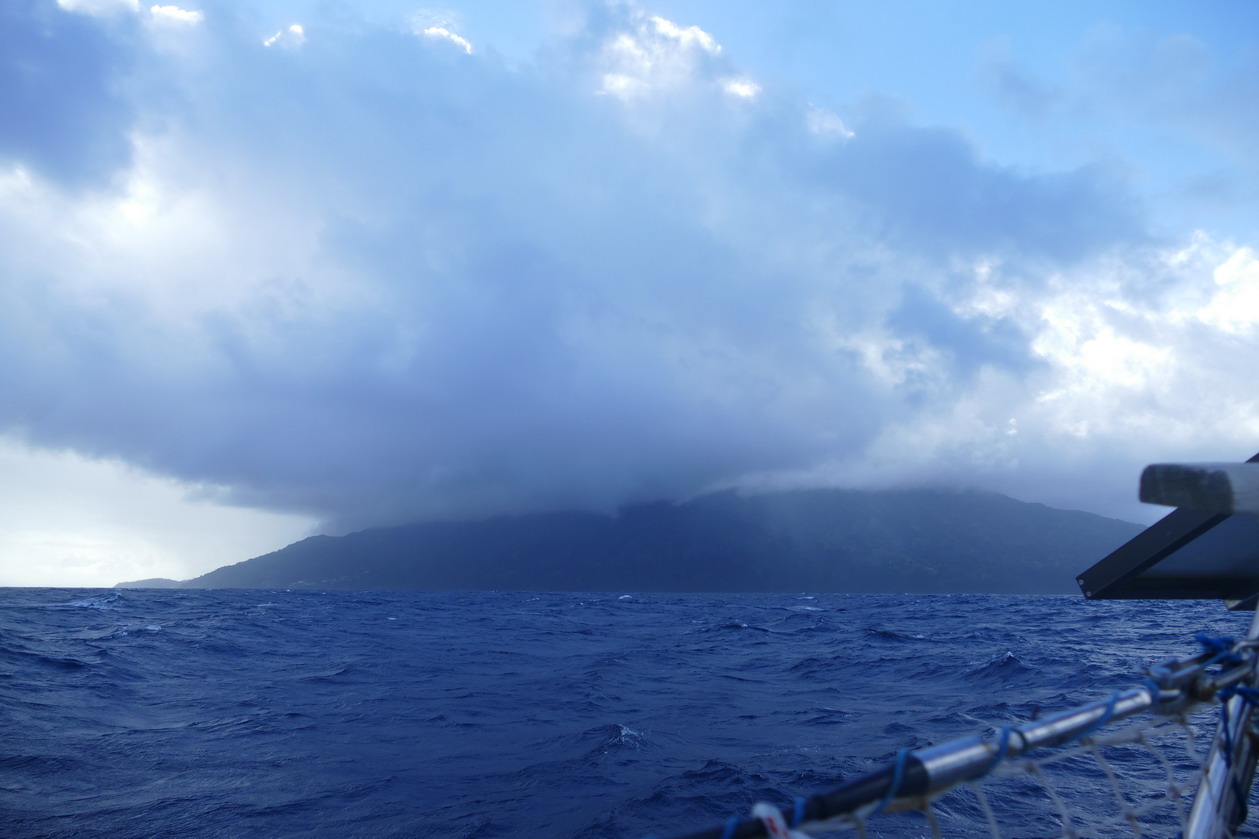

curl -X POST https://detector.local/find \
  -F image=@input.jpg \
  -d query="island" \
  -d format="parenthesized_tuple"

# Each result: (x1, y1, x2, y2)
(117, 488, 1142, 593)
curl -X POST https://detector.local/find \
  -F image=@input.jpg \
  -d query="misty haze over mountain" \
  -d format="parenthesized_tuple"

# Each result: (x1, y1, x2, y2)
(118, 489, 1141, 594)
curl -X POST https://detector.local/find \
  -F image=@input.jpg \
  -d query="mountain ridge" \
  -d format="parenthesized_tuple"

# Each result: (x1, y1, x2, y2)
(116, 488, 1141, 594)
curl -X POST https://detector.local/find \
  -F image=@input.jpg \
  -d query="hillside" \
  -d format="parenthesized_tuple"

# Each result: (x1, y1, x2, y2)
(116, 488, 1142, 593)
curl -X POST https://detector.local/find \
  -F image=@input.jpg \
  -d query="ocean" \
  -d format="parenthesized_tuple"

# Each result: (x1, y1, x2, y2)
(1, 588, 1252, 839)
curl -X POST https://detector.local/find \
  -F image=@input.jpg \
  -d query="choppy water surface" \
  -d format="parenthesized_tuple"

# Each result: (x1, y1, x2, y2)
(0, 589, 1250, 838)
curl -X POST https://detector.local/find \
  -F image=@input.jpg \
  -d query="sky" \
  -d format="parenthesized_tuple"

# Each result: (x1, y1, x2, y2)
(2, 0, 1258, 587)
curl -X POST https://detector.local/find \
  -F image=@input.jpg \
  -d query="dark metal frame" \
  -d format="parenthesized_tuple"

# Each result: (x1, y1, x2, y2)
(1077, 452, 1259, 609)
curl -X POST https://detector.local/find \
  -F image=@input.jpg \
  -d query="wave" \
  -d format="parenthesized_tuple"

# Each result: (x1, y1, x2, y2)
(864, 627, 929, 642)
(967, 649, 1035, 678)
(698, 622, 771, 633)
(0, 588, 1242, 839)
(58, 593, 122, 610)
(569, 722, 650, 756)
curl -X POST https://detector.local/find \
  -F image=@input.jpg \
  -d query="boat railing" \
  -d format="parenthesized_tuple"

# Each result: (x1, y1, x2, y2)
(659, 460, 1259, 839)
(659, 628, 1259, 839)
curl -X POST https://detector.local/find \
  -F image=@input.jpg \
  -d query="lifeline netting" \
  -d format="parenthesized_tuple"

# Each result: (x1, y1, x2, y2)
(664, 634, 1259, 839)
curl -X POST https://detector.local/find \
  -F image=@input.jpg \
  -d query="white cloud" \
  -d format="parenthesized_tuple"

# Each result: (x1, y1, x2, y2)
(747, 230, 1259, 524)
(650, 16, 721, 55)
(597, 12, 730, 100)
(1032, 249, 1223, 400)
(1038, 319, 1171, 392)
(149, 5, 203, 25)
(264, 24, 306, 49)
(601, 73, 646, 98)
(722, 78, 760, 99)
(56, 0, 139, 16)
(419, 26, 473, 55)
(1197, 246, 1259, 335)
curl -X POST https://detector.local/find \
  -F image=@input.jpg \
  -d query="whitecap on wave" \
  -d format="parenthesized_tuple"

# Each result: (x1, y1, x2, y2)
(61, 594, 121, 610)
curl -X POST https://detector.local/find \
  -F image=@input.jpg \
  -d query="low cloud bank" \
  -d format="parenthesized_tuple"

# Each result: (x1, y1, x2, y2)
(2, 1, 1257, 536)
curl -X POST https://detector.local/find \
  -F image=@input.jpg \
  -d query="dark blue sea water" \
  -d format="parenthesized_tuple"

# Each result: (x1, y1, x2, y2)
(1, 589, 1253, 839)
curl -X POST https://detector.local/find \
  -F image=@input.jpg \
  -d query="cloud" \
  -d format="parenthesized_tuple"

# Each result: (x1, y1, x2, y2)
(722, 78, 760, 99)
(57, 0, 138, 16)
(790, 233, 1259, 522)
(149, 5, 203, 25)
(263, 23, 305, 49)
(980, 25, 1259, 235)
(419, 25, 473, 54)
(885, 285, 1039, 382)
(786, 103, 1147, 264)
(596, 8, 730, 100)
(978, 39, 1061, 119)
(1179, 242, 1259, 335)
(805, 105, 854, 140)
(0, 0, 137, 187)
(0, 0, 1256, 541)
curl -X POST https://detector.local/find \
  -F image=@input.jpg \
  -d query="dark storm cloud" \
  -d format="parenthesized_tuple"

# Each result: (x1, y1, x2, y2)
(5, 1, 1249, 534)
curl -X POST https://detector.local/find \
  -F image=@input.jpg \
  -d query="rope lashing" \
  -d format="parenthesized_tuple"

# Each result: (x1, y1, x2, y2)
(1210, 683, 1259, 821)
(1198, 630, 1259, 811)
(1197, 633, 1242, 667)
(988, 726, 1015, 771)
(1142, 677, 1167, 704)
(872, 748, 912, 815)
(790, 797, 805, 829)
(1218, 685, 1259, 708)
(1212, 685, 1259, 772)
(1074, 690, 1122, 741)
